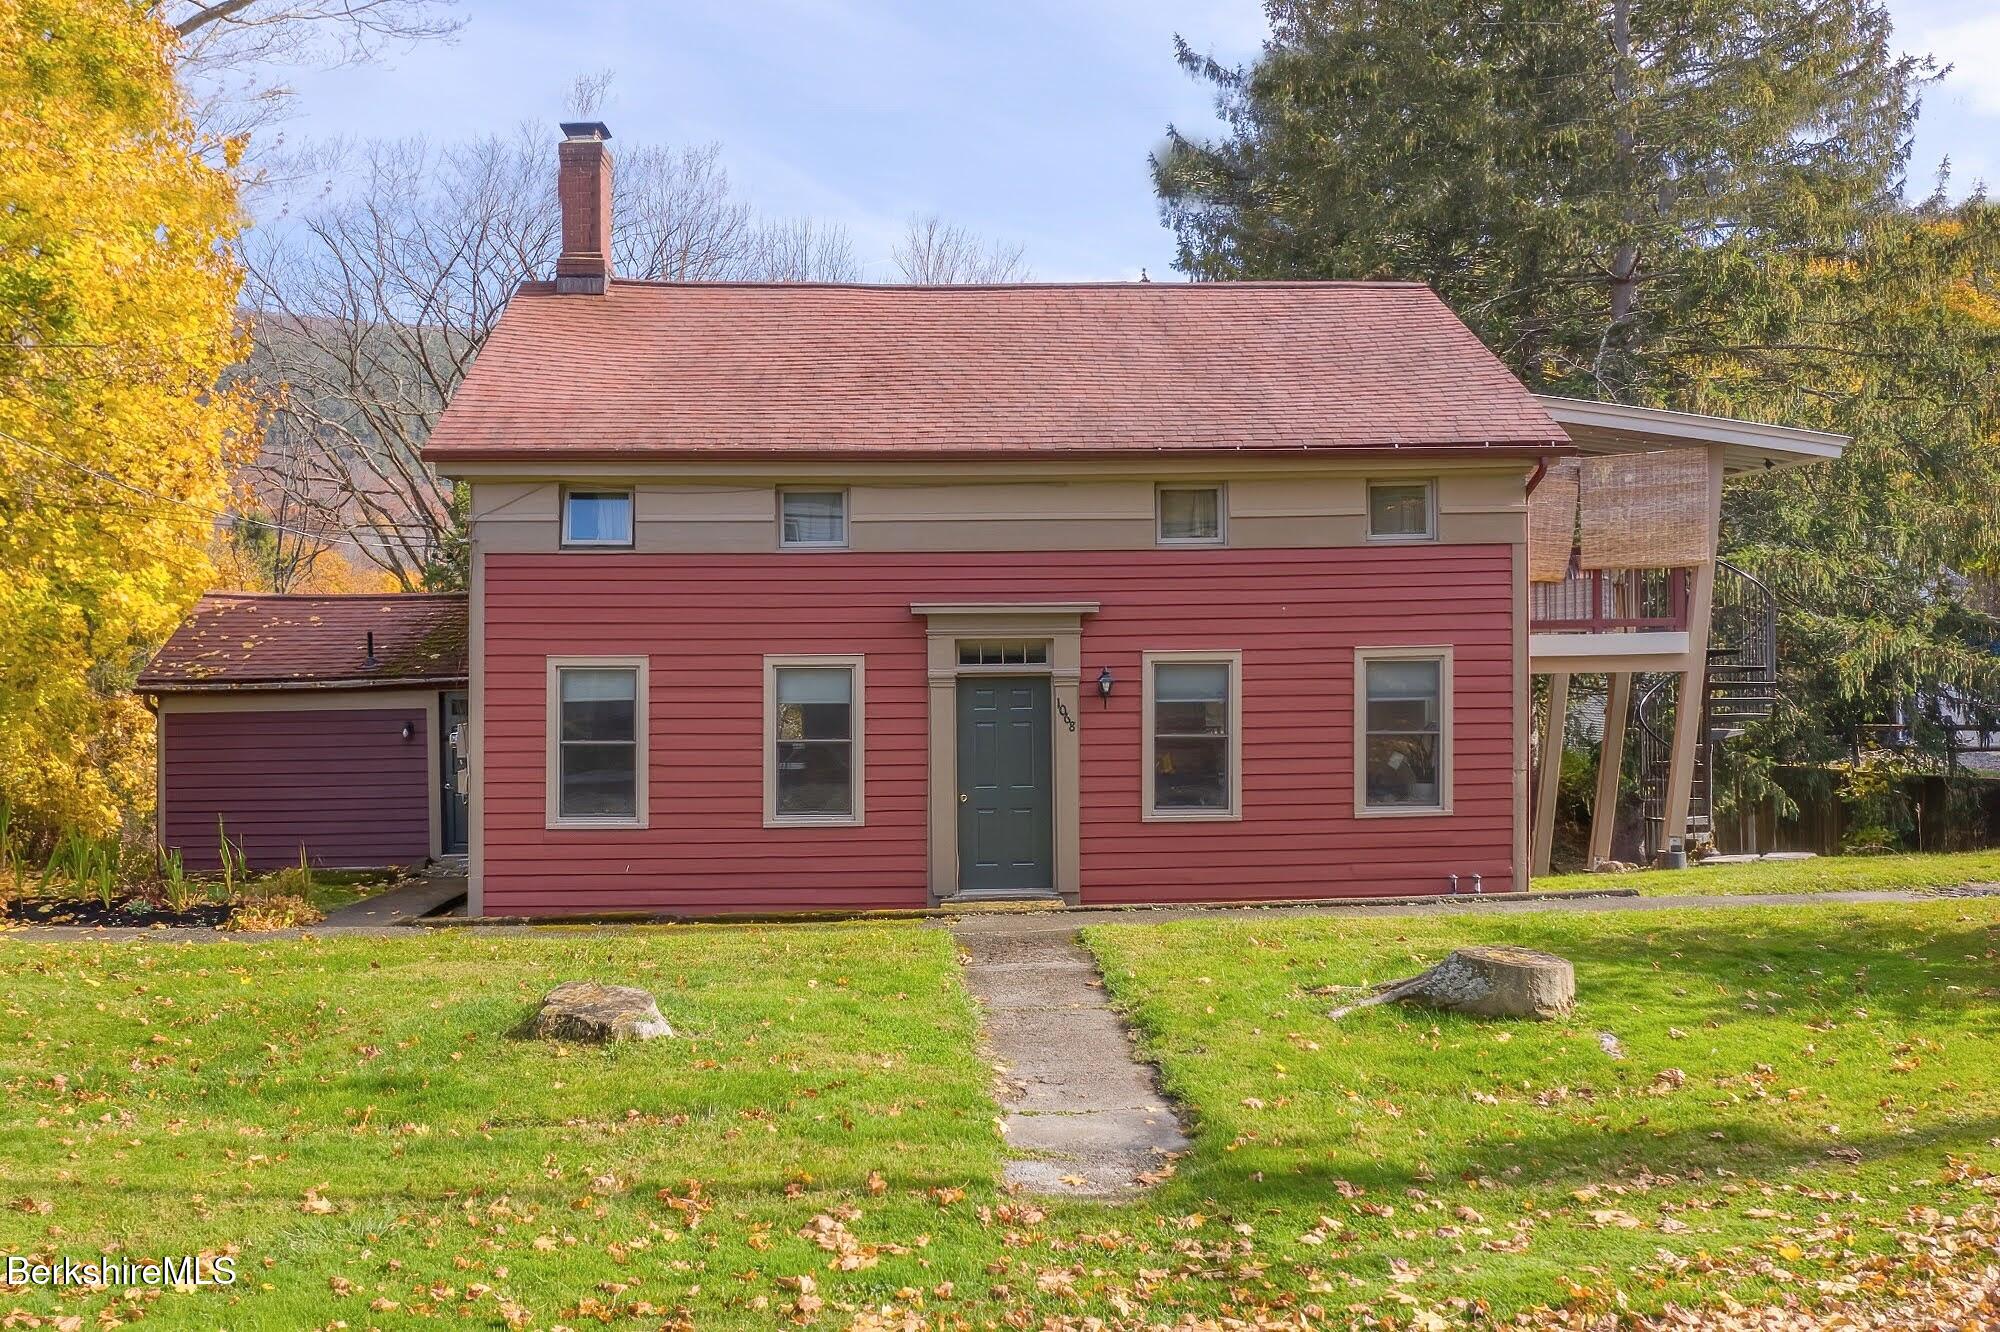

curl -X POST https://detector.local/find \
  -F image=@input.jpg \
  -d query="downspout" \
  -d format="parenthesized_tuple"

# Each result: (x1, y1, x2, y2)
(1525, 456, 1549, 496)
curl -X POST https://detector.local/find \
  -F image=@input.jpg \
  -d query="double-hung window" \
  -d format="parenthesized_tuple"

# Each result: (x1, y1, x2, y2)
(765, 657, 864, 824)
(548, 658, 647, 826)
(1356, 648, 1451, 814)
(1156, 484, 1224, 545)
(780, 490, 848, 548)
(1143, 651, 1242, 819)
(562, 488, 634, 547)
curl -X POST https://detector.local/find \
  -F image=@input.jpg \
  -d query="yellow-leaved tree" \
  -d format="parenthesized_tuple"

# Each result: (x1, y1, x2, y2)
(0, 0, 251, 842)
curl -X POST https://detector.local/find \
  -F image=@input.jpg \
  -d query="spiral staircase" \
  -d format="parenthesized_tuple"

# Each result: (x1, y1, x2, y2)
(1633, 561, 1779, 860)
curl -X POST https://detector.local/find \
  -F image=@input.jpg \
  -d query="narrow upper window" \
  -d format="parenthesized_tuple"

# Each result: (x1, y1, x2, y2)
(1358, 651, 1449, 813)
(1144, 652, 1242, 819)
(766, 658, 865, 824)
(562, 489, 634, 547)
(550, 661, 645, 824)
(781, 490, 848, 548)
(1157, 485, 1224, 545)
(959, 641, 1048, 666)
(1367, 481, 1435, 541)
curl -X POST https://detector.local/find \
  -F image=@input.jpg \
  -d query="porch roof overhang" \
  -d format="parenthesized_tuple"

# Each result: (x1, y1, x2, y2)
(1534, 396, 1848, 475)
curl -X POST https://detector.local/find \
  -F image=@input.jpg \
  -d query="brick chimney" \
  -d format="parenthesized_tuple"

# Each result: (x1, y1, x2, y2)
(555, 121, 613, 294)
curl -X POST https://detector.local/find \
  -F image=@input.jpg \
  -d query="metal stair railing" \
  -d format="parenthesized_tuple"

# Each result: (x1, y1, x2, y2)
(1633, 561, 1778, 862)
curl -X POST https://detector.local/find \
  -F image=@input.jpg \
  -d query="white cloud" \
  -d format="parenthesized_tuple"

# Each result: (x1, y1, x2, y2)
(1919, 12, 2000, 114)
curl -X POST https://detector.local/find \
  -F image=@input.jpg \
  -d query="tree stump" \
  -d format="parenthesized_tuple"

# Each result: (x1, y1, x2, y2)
(1329, 946, 1575, 1021)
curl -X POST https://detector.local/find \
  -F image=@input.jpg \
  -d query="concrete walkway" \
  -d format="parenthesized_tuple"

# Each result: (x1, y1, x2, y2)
(954, 919, 1189, 1199)
(318, 876, 466, 928)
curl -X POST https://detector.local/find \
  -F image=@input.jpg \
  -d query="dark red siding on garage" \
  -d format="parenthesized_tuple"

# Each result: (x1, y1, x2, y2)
(481, 546, 1518, 916)
(162, 706, 431, 870)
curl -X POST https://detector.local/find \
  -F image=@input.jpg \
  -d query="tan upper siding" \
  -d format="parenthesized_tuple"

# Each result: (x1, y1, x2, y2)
(470, 463, 1529, 556)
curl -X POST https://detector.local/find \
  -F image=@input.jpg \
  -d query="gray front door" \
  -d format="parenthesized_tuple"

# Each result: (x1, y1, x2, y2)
(956, 676, 1054, 895)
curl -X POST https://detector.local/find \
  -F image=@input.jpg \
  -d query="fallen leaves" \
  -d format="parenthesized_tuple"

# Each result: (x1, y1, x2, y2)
(655, 1179, 710, 1229)
(1587, 1207, 1646, 1229)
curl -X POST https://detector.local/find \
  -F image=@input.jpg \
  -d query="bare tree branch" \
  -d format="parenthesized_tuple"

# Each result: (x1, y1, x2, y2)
(172, 0, 257, 36)
(892, 213, 1030, 283)
(241, 126, 863, 589)
(155, 0, 463, 151)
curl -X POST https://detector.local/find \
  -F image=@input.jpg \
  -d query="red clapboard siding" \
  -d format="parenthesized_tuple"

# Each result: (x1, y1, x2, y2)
(481, 546, 1519, 915)
(163, 707, 431, 869)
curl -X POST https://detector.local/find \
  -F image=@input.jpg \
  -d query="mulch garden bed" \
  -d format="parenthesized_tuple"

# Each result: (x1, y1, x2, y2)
(5, 896, 234, 928)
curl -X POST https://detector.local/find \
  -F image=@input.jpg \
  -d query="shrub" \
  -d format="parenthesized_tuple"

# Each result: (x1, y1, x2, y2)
(215, 816, 248, 898)
(225, 894, 323, 932)
(255, 846, 317, 902)
(158, 848, 197, 914)
(41, 829, 118, 900)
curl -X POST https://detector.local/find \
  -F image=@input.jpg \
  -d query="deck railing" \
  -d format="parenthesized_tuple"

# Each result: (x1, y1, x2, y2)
(1529, 554, 1690, 633)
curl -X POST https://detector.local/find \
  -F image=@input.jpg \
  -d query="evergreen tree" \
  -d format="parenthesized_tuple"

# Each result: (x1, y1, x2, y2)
(1157, 0, 1933, 400)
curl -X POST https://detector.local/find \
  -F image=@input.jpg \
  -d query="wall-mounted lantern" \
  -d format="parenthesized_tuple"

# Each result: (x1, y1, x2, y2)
(1096, 666, 1115, 706)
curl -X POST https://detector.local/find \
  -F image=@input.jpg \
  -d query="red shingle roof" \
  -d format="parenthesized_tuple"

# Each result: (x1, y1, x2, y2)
(139, 593, 468, 691)
(421, 280, 1564, 463)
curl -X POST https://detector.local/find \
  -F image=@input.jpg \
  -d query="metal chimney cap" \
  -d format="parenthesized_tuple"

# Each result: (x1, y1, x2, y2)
(559, 121, 612, 142)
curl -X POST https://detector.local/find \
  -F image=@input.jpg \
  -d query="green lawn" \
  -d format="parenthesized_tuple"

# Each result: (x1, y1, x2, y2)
(1, 902, 1995, 1329)
(293, 867, 405, 911)
(1085, 898, 2000, 1323)
(0, 924, 999, 1329)
(1534, 847, 2000, 896)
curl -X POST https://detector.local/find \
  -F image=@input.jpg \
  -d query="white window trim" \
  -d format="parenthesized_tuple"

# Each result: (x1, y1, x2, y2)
(545, 655, 649, 829)
(1154, 483, 1227, 547)
(560, 486, 636, 549)
(778, 487, 851, 550)
(1365, 479, 1438, 543)
(1141, 649, 1243, 821)
(1353, 645, 1454, 818)
(763, 654, 866, 827)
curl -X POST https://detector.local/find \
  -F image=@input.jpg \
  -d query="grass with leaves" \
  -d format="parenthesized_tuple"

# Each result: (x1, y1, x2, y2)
(1534, 847, 2000, 896)
(0, 924, 997, 1330)
(0, 901, 1996, 1328)
(1084, 898, 2000, 1322)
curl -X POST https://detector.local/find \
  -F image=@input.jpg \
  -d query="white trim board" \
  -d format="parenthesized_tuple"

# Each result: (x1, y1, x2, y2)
(1530, 630, 1690, 664)
(1535, 395, 1846, 474)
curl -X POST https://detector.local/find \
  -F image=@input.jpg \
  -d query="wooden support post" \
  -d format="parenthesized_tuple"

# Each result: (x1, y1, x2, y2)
(1589, 672, 1631, 868)
(1533, 672, 1570, 877)
(1660, 663, 1706, 860)
(1660, 448, 1726, 861)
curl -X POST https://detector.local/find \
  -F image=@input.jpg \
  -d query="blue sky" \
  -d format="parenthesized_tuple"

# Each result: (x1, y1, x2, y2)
(273, 0, 2000, 281)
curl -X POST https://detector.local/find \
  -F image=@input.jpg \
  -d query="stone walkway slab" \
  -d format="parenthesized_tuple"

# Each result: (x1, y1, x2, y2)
(319, 875, 466, 928)
(954, 924, 1188, 1200)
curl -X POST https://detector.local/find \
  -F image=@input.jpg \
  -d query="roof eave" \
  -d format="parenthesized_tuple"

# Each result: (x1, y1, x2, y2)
(139, 675, 469, 694)
(1534, 395, 1848, 473)
(422, 440, 1571, 473)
